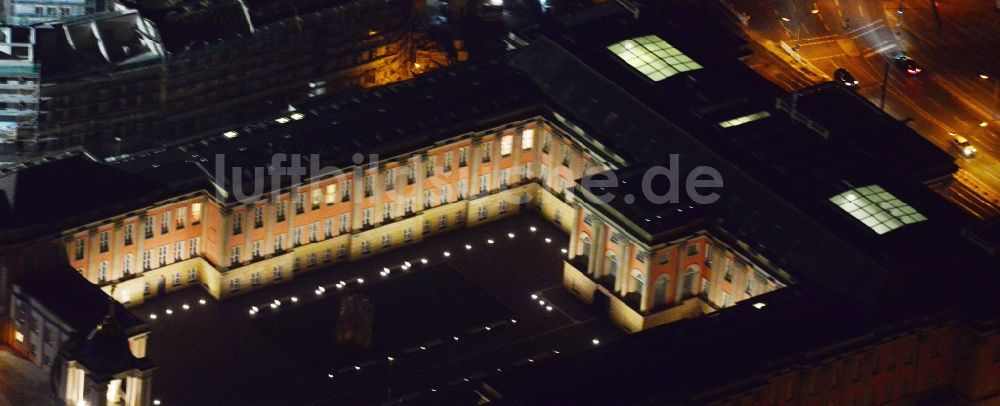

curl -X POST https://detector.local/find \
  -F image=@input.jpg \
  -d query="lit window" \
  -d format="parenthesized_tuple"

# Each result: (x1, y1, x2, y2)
(718, 111, 772, 128)
(14, 331, 23, 342)
(501, 135, 513, 156)
(325, 184, 336, 205)
(522, 128, 534, 150)
(607, 35, 702, 81)
(191, 203, 202, 224)
(829, 185, 927, 235)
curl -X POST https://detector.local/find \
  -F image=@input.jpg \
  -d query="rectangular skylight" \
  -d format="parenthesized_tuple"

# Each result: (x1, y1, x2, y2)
(607, 35, 703, 81)
(829, 185, 927, 235)
(719, 111, 772, 128)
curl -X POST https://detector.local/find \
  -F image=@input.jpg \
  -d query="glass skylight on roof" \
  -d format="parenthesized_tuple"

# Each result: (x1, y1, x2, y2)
(719, 111, 771, 128)
(607, 35, 703, 81)
(829, 185, 927, 235)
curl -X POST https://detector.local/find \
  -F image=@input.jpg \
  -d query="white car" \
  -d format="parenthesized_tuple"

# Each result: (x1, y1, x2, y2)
(950, 133, 977, 158)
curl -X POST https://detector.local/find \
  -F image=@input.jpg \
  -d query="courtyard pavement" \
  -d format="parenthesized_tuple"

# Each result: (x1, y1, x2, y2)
(136, 212, 625, 405)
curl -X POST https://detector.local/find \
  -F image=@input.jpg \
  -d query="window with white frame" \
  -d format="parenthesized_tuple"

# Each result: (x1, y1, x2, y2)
(99, 231, 109, 253)
(443, 151, 453, 172)
(276, 201, 286, 222)
(438, 215, 447, 229)
(457, 179, 467, 199)
(478, 205, 488, 220)
(325, 218, 334, 238)
(190, 237, 200, 256)
(231, 246, 241, 265)
(309, 222, 318, 242)
(385, 168, 395, 191)
(424, 190, 433, 208)
(340, 213, 349, 233)
(440, 185, 450, 205)
(459, 147, 468, 167)
(499, 200, 508, 213)
(360, 240, 371, 254)
(251, 272, 261, 286)
(254, 207, 264, 228)
(383, 202, 393, 220)
(479, 174, 489, 194)
(161, 212, 171, 234)
(274, 266, 284, 280)
(482, 141, 492, 162)
(173, 273, 181, 286)
(382, 234, 392, 248)
(274, 234, 285, 252)
(144, 216, 154, 238)
(403, 228, 413, 242)
(174, 241, 184, 261)
(363, 208, 372, 227)
(521, 163, 532, 181)
(142, 250, 151, 271)
(252, 240, 262, 258)
(405, 197, 414, 214)
(74, 239, 85, 260)
(124, 224, 134, 245)
(123, 254, 133, 276)
(500, 169, 509, 187)
(97, 261, 108, 283)
(177, 206, 187, 229)
(312, 187, 324, 207)
(292, 227, 302, 246)
(188, 268, 197, 282)
(230, 278, 240, 292)
(232, 214, 242, 235)
(158, 246, 168, 266)
(295, 192, 305, 213)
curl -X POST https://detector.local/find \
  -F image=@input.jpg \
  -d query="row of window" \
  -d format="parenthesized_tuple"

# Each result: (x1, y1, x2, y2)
(92, 238, 200, 283)
(72, 203, 203, 261)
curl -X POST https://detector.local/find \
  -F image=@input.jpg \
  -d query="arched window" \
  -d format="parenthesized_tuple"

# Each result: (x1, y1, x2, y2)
(653, 274, 670, 306)
(98, 261, 109, 283)
(579, 233, 591, 257)
(605, 252, 618, 277)
(678, 265, 699, 300)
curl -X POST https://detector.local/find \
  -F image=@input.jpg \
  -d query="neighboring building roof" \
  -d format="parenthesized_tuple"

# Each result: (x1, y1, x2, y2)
(0, 151, 163, 231)
(13, 263, 146, 337)
(31, 10, 164, 76)
(481, 286, 999, 404)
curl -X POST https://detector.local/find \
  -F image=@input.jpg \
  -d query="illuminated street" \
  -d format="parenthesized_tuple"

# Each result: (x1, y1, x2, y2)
(731, 0, 1000, 218)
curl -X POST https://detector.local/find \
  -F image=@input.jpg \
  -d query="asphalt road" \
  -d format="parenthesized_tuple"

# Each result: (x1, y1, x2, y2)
(730, 0, 1000, 219)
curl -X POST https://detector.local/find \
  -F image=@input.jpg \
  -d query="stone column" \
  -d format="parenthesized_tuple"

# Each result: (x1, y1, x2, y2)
(374, 165, 385, 225)
(265, 198, 275, 255)
(242, 206, 253, 260)
(351, 170, 364, 230)
(136, 214, 146, 271)
(86, 228, 98, 282)
(639, 256, 653, 312)
(531, 122, 544, 184)
(615, 240, 630, 294)
(588, 219, 606, 277)
(567, 204, 581, 260)
(112, 222, 123, 279)
(414, 154, 425, 212)
(490, 134, 501, 192)
(469, 138, 482, 197)
(511, 129, 523, 182)
(219, 208, 232, 268)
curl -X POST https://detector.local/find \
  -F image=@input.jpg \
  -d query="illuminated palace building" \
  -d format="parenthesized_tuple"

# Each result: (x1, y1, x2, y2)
(1, 2, 999, 405)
